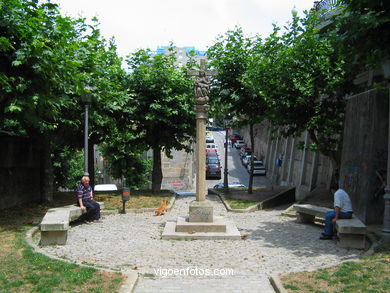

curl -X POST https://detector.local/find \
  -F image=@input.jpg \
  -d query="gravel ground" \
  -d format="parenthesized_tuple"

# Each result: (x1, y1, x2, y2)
(37, 194, 365, 281)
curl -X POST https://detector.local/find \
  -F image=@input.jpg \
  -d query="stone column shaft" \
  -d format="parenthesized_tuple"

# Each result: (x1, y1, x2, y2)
(196, 117, 207, 201)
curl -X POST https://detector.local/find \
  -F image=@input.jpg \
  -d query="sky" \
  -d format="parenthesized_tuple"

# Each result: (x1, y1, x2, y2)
(50, 0, 315, 58)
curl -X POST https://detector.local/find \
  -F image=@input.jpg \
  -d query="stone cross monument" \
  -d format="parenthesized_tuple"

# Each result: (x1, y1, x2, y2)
(187, 59, 217, 222)
(161, 60, 241, 239)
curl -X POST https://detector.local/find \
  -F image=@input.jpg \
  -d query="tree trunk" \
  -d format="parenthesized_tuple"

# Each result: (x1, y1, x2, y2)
(152, 147, 163, 193)
(40, 132, 54, 202)
(248, 123, 254, 194)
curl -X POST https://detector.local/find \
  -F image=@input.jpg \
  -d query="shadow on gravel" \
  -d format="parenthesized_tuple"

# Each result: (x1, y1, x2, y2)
(242, 219, 364, 257)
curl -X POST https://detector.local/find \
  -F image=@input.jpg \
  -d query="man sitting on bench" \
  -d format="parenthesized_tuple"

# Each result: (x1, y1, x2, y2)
(76, 175, 102, 223)
(320, 184, 353, 240)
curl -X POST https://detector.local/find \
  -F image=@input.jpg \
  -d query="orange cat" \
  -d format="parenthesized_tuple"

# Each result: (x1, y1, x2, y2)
(155, 199, 168, 216)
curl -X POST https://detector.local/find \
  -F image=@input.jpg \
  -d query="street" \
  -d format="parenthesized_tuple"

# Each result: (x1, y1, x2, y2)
(206, 131, 271, 188)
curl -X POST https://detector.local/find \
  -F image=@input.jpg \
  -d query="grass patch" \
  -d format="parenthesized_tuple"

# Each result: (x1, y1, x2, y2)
(94, 190, 173, 210)
(217, 186, 287, 210)
(0, 197, 125, 292)
(224, 197, 258, 209)
(280, 253, 390, 293)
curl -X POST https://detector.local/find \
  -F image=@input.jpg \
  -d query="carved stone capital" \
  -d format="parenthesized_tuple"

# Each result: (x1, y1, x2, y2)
(195, 104, 209, 119)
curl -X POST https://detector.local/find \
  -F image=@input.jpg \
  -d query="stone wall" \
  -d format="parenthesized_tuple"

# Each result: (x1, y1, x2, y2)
(239, 87, 389, 225)
(239, 122, 333, 201)
(0, 133, 42, 209)
(161, 146, 195, 191)
(339, 88, 389, 224)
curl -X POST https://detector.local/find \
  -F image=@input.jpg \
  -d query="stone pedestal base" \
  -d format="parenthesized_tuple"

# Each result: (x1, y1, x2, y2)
(40, 231, 67, 245)
(162, 216, 241, 240)
(337, 234, 367, 249)
(189, 200, 213, 222)
(175, 216, 226, 232)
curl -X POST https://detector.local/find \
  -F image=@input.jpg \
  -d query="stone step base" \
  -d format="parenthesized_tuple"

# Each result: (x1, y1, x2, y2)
(175, 216, 226, 232)
(162, 217, 241, 240)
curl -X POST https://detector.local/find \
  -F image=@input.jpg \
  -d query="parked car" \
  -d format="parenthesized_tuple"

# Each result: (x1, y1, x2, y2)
(206, 134, 214, 143)
(242, 155, 257, 167)
(240, 150, 252, 161)
(247, 160, 266, 175)
(230, 134, 242, 145)
(206, 157, 220, 165)
(234, 140, 246, 149)
(205, 149, 218, 156)
(206, 143, 218, 149)
(206, 162, 221, 179)
(213, 182, 246, 189)
(239, 146, 251, 155)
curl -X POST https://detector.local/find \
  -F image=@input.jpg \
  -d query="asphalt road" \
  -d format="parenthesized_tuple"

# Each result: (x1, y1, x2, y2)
(206, 131, 271, 189)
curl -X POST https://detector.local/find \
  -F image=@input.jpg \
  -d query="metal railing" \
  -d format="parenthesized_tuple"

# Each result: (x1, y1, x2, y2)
(313, 0, 341, 12)
(312, 0, 344, 20)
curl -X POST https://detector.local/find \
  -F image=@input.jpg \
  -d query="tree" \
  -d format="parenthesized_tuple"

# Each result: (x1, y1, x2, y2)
(99, 133, 152, 189)
(333, 0, 390, 71)
(0, 0, 132, 197)
(0, 0, 89, 200)
(245, 11, 348, 181)
(208, 27, 266, 193)
(126, 49, 195, 193)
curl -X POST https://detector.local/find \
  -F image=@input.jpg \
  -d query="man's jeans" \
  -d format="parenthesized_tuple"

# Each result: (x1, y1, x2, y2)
(82, 199, 101, 221)
(324, 210, 352, 236)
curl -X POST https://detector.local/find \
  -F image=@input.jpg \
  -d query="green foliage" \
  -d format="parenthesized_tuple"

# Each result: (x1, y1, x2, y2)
(52, 147, 84, 189)
(335, 0, 390, 70)
(0, 0, 141, 190)
(100, 138, 152, 189)
(126, 49, 195, 153)
(244, 11, 347, 167)
(0, 0, 83, 132)
(208, 1, 389, 174)
(208, 27, 264, 122)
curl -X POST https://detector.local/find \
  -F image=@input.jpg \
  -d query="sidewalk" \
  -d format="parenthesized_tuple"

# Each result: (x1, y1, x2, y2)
(36, 193, 366, 293)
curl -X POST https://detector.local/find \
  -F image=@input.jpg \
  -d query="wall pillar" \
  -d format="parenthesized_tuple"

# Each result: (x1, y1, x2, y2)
(296, 132, 309, 201)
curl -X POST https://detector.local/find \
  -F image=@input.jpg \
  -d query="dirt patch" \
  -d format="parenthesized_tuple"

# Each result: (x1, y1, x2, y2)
(0, 232, 16, 257)
(280, 269, 340, 293)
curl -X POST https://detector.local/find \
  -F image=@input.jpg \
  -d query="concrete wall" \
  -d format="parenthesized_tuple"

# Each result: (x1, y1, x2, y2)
(161, 146, 195, 191)
(240, 122, 333, 201)
(0, 133, 42, 209)
(339, 88, 389, 224)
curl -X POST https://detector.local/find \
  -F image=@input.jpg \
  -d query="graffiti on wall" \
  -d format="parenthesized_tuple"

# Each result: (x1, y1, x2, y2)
(374, 169, 386, 201)
(342, 166, 361, 194)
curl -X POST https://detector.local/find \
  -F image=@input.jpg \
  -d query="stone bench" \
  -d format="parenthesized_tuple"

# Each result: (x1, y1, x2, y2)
(335, 218, 367, 249)
(40, 202, 104, 246)
(293, 204, 332, 223)
(293, 204, 367, 249)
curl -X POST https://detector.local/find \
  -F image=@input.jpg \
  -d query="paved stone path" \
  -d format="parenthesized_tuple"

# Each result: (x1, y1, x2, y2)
(38, 194, 364, 292)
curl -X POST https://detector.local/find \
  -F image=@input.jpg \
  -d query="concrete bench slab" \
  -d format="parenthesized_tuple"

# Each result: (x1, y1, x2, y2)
(336, 218, 367, 234)
(40, 208, 71, 232)
(40, 202, 104, 246)
(293, 204, 332, 223)
(336, 218, 367, 249)
(293, 204, 367, 249)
